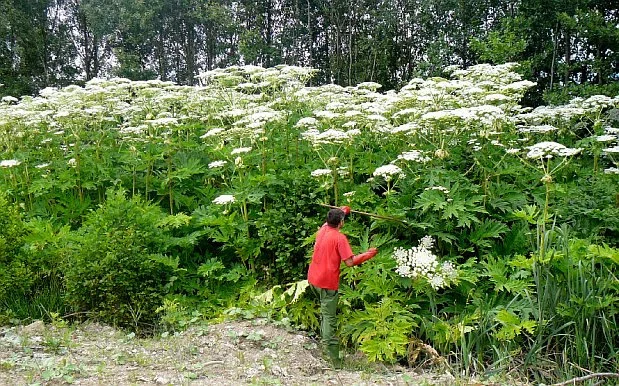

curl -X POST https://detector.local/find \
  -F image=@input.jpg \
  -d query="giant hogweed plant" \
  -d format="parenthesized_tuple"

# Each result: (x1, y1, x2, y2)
(0, 63, 618, 376)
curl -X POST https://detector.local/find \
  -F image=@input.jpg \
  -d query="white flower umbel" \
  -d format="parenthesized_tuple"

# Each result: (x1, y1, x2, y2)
(424, 186, 450, 194)
(212, 194, 235, 205)
(604, 167, 619, 174)
(392, 236, 457, 290)
(0, 159, 21, 168)
(372, 164, 404, 181)
(419, 235, 435, 249)
(372, 164, 405, 196)
(526, 142, 582, 159)
(208, 160, 227, 169)
(517, 124, 558, 134)
(231, 147, 252, 155)
(310, 168, 332, 177)
(604, 168, 619, 174)
(295, 117, 318, 128)
(201, 128, 225, 139)
(301, 128, 352, 146)
(603, 146, 619, 154)
(427, 275, 446, 290)
(397, 150, 431, 163)
(1, 96, 18, 103)
(393, 245, 438, 279)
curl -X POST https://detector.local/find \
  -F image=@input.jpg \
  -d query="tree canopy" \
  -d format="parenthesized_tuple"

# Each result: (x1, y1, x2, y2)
(0, 0, 618, 104)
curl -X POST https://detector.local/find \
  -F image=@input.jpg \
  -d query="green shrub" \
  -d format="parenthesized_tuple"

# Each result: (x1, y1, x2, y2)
(63, 189, 178, 331)
(0, 193, 31, 306)
(0, 193, 70, 321)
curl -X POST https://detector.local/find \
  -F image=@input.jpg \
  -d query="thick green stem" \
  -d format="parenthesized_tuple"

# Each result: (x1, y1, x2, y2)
(24, 164, 32, 211)
(540, 182, 551, 259)
(76, 153, 83, 204)
(145, 164, 151, 201)
(332, 168, 339, 206)
(167, 155, 173, 215)
(241, 200, 248, 222)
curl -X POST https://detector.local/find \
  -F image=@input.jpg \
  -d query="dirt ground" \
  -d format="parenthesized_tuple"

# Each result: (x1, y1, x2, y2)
(0, 318, 512, 385)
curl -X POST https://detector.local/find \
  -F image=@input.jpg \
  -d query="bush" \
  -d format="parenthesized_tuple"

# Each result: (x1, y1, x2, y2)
(0, 193, 30, 306)
(0, 193, 70, 321)
(63, 190, 178, 331)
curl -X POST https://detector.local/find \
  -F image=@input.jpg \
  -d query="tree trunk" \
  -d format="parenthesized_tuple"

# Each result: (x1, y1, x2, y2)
(266, 0, 273, 67)
(564, 31, 571, 84)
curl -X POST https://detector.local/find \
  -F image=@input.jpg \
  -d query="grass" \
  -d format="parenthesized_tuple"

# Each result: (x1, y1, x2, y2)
(1, 277, 67, 323)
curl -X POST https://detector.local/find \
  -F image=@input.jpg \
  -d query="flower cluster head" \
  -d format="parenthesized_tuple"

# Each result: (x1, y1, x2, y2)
(0, 159, 21, 168)
(310, 168, 332, 177)
(212, 194, 235, 205)
(392, 236, 457, 290)
(208, 160, 227, 169)
(295, 117, 318, 128)
(424, 186, 450, 194)
(419, 235, 435, 249)
(525, 141, 582, 159)
(604, 167, 619, 174)
(301, 128, 357, 146)
(200, 127, 226, 139)
(231, 147, 252, 155)
(517, 124, 558, 134)
(1, 96, 18, 104)
(372, 164, 405, 182)
(397, 150, 431, 163)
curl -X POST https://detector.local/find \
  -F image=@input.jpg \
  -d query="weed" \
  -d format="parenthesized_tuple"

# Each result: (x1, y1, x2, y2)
(246, 330, 265, 342)
(0, 360, 14, 370)
(39, 359, 82, 384)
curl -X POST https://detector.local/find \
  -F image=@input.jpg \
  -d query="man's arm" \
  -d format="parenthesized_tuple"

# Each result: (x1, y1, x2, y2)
(344, 247, 378, 267)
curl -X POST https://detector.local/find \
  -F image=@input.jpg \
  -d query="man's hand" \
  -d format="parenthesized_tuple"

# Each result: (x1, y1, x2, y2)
(340, 206, 351, 216)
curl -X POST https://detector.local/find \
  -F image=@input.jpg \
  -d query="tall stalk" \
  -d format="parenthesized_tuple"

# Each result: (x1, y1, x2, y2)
(332, 167, 339, 206)
(539, 180, 551, 259)
(166, 150, 174, 215)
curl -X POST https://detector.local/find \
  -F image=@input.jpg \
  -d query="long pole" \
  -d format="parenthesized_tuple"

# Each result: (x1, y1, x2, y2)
(317, 203, 409, 225)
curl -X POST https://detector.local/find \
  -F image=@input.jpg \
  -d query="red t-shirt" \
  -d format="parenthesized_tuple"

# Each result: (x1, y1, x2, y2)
(307, 223, 354, 290)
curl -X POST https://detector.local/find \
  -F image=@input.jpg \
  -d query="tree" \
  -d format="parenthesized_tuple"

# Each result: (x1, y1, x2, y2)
(0, 0, 78, 96)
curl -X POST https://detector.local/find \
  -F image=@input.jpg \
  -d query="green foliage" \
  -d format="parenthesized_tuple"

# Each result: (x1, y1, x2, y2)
(528, 239, 619, 376)
(156, 298, 204, 332)
(420, 238, 619, 380)
(0, 193, 29, 302)
(0, 190, 70, 320)
(63, 189, 179, 331)
(0, 58, 618, 383)
(494, 308, 536, 341)
(555, 175, 619, 245)
(252, 280, 319, 331)
(470, 18, 528, 65)
(341, 298, 418, 363)
(482, 255, 533, 295)
(544, 83, 619, 106)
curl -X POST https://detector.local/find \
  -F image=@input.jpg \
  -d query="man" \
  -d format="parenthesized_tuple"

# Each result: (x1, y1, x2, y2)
(307, 206, 378, 367)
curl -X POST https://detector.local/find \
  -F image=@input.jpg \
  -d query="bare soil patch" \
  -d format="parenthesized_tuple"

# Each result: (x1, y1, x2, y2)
(0, 319, 509, 385)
